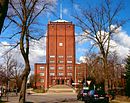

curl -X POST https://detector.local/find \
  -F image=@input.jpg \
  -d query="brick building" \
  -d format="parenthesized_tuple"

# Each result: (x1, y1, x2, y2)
(34, 20, 87, 90)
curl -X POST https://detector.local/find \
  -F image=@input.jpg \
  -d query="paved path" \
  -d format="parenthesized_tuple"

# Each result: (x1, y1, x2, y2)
(1, 93, 83, 103)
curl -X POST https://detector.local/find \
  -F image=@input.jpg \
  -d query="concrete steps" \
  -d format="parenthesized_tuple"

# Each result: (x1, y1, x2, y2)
(47, 85, 75, 93)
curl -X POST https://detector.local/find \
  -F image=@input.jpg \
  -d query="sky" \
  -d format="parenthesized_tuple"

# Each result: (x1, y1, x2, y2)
(0, 0, 130, 72)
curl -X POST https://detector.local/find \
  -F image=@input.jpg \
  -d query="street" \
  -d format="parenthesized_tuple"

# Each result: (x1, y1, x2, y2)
(1, 93, 83, 103)
(1, 92, 129, 103)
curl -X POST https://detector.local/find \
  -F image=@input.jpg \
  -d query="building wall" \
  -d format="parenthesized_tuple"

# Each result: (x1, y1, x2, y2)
(46, 21, 75, 87)
(34, 63, 46, 88)
(34, 21, 88, 90)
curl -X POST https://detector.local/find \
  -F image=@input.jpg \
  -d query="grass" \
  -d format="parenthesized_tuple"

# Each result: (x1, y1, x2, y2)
(33, 89, 45, 93)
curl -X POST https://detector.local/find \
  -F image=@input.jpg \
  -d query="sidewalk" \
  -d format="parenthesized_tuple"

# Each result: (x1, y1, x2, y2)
(111, 100, 130, 103)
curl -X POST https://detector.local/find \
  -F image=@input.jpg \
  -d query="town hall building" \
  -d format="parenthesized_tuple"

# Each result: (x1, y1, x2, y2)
(34, 19, 87, 91)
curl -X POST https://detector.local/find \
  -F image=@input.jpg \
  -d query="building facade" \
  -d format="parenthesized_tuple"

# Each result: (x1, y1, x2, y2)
(34, 20, 87, 90)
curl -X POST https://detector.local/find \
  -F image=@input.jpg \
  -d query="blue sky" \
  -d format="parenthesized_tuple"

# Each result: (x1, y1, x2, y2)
(53, 0, 130, 60)
(0, 0, 130, 69)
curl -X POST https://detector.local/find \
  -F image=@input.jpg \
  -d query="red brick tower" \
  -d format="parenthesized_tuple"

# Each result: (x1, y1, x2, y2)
(46, 20, 75, 88)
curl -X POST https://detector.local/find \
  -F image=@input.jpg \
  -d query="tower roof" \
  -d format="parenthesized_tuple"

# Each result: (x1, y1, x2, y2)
(53, 19, 69, 22)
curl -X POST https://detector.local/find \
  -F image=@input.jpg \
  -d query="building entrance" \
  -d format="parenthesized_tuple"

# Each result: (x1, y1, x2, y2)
(61, 79, 64, 84)
(57, 79, 60, 84)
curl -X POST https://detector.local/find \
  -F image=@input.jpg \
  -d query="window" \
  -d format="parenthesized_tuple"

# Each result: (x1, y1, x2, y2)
(39, 66, 45, 70)
(50, 66, 55, 70)
(50, 60, 55, 63)
(77, 73, 81, 76)
(78, 80, 82, 83)
(67, 73, 72, 76)
(53, 80, 55, 83)
(58, 72, 63, 76)
(67, 66, 72, 70)
(67, 56, 72, 58)
(67, 61, 72, 63)
(58, 66, 63, 70)
(40, 79, 44, 83)
(67, 80, 70, 84)
(58, 55, 64, 58)
(58, 60, 64, 63)
(39, 73, 44, 76)
(59, 43, 63, 46)
(50, 55, 55, 58)
(50, 73, 55, 76)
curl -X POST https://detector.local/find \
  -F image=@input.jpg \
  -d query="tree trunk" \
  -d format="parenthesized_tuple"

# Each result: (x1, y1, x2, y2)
(0, 0, 9, 33)
(103, 56, 109, 91)
(19, 63, 30, 103)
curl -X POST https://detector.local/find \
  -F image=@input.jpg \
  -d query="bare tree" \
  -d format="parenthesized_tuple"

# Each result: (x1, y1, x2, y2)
(0, 0, 9, 33)
(108, 51, 125, 90)
(73, 0, 127, 90)
(2, 0, 56, 102)
(2, 52, 23, 96)
(83, 52, 104, 84)
(0, 64, 6, 85)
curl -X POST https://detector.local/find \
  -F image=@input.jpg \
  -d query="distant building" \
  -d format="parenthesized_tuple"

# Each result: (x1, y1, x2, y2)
(34, 20, 87, 90)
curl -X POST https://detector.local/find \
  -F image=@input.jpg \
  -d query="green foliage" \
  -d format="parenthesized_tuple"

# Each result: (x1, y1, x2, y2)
(125, 55, 130, 97)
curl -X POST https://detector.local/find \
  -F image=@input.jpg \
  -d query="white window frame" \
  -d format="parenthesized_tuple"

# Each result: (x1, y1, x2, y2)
(67, 56, 72, 58)
(40, 79, 44, 83)
(58, 60, 64, 63)
(58, 72, 63, 76)
(50, 73, 55, 76)
(50, 60, 55, 63)
(58, 66, 63, 70)
(39, 66, 45, 70)
(59, 43, 63, 46)
(39, 73, 44, 76)
(50, 55, 55, 58)
(67, 73, 72, 76)
(50, 66, 55, 70)
(67, 66, 72, 69)
(67, 61, 72, 63)
(58, 55, 64, 58)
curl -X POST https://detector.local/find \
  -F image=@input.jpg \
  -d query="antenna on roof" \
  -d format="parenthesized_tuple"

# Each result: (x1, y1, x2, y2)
(60, 0, 62, 19)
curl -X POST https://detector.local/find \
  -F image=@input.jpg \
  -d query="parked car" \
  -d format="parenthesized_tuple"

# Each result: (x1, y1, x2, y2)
(77, 87, 89, 101)
(84, 89, 109, 103)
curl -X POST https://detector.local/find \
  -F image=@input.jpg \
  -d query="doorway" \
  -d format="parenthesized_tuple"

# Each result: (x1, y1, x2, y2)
(57, 79, 60, 84)
(62, 79, 64, 84)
